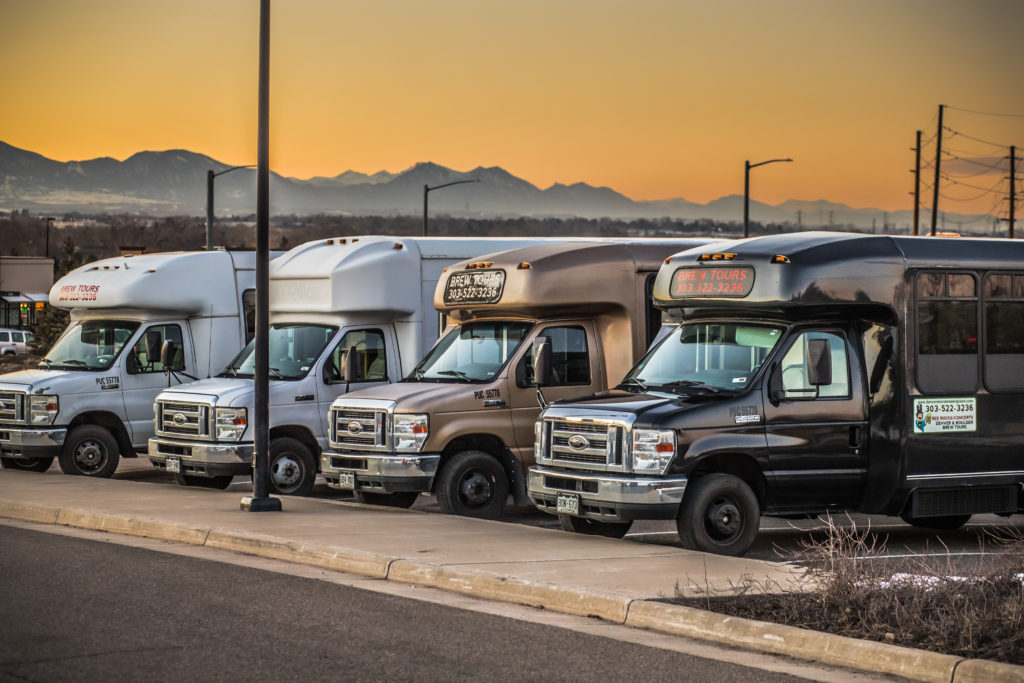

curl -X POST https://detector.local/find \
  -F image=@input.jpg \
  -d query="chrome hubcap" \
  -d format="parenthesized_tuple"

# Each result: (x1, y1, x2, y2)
(271, 454, 302, 489)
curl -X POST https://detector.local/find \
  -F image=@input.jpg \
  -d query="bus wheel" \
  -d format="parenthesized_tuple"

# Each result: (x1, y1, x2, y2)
(58, 425, 120, 477)
(268, 438, 316, 496)
(557, 514, 632, 539)
(0, 456, 54, 472)
(435, 450, 508, 519)
(354, 490, 419, 508)
(900, 513, 971, 530)
(677, 474, 759, 556)
(175, 473, 234, 490)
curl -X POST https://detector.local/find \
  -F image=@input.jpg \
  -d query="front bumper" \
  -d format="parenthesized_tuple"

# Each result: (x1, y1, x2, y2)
(320, 450, 440, 493)
(148, 437, 253, 478)
(0, 426, 67, 460)
(527, 466, 687, 522)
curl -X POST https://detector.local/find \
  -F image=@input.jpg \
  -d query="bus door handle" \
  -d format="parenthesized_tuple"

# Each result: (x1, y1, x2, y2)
(849, 426, 862, 453)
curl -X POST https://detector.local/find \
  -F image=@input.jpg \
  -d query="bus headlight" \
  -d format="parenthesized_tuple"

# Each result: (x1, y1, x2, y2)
(631, 429, 675, 475)
(215, 407, 247, 441)
(393, 414, 428, 452)
(29, 395, 59, 425)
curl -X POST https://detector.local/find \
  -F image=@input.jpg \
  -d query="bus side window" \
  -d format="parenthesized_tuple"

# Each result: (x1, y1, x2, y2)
(916, 271, 978, 393)
(983, 273, 1024, 392)
(242, 289, 256, 344)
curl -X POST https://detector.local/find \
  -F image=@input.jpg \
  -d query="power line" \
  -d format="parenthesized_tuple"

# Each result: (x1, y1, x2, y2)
(939, 174, 1005, 193)
(940, 188, 1000, 202)
(947, 105, 1024, 118)
(945, 126, 1012, 149)
(941, 152, 1006, 172)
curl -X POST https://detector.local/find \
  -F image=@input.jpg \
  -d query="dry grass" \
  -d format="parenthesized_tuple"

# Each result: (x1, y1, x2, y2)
(674, 515, 1024, 664)
(0, 353, 41, 373)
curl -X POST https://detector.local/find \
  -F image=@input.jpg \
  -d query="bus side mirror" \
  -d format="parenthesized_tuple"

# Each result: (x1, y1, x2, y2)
(322, 357, 336, 385)
(343, 347, 362, 384)
(806, 339, 832, 386)
(533, 337, 553, 387)
(768, 362, 783, 404)
(160, 340, 178, 370)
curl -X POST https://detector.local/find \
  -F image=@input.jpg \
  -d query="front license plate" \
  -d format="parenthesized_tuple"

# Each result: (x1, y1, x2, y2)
(556, 492, 580, 515)
(337, 471, 355, 490)
(166, 457, 181, 474)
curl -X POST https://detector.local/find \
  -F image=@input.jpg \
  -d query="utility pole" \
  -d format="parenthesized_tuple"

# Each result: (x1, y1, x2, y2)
(797, 209, 802, 229)
(423, 179, 479, 236)
(241, 0, 280, 513)
(931, 104, 945, 236)
(884, 211, 888, 232)
(912, 130, 921, 236)
(1010, 145, 1016, 239)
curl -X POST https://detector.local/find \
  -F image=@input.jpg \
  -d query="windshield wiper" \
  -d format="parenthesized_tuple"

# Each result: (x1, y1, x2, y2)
(268, 367, 285, 379)
(657, 380, 728, 395)
(38, 358, 53, 367)
(436, 369, 473, 382)
(618, 377, 648, 392)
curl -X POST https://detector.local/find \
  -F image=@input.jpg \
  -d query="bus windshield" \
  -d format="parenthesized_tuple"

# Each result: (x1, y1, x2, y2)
(41, 320, 139, 371)
(409, 321, 532, 383)
(623, 322, 785, 394)
(223, 324, 337, 380)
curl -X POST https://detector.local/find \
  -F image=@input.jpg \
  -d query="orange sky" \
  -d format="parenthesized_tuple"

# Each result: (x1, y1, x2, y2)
(1, 0, 1022, 215)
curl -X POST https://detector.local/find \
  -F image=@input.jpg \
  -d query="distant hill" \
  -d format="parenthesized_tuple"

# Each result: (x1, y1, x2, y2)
(0, 141, 997, 232)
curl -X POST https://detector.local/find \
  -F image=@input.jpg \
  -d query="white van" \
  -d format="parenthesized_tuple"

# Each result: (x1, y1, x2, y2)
(0, 251, 264, 476)
(148, 236, 554, 495)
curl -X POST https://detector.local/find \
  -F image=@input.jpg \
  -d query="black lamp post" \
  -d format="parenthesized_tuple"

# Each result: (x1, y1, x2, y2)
(241, 0, 280, 513)
(423, 179, 480, 236)
(44, 217, 55, 258)
(207, 165, 256, 251)
(743, 158, 792, 238)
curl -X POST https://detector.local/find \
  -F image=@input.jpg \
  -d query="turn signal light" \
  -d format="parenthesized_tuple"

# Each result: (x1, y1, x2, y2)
(772, 254, 790, 263)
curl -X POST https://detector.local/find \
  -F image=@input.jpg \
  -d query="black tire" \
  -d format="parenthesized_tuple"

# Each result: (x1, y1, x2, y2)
(435, 450, 509, 519)
(900, 513, 971, 531)
(557, 514, 632, 539)
(354, 490, 419, 508)
(0, 456, 54, 472)
(58, 425, 120, 477)
(267, 437, 316, 496)
(175, 473, 234, 490)
(677, 473, 760, 556)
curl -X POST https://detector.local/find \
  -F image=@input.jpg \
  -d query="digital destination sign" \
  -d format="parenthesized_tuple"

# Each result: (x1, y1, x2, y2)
(444, 269, 506, 305)
(670, 266, 754, 298)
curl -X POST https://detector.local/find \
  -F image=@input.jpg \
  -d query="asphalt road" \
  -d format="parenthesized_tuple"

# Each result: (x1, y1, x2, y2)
(108, 457, 1024, 567)
(0, 525, 815, 683)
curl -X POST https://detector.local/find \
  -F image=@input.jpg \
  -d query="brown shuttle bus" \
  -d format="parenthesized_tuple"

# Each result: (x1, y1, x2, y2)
(319, 239, 708, 518)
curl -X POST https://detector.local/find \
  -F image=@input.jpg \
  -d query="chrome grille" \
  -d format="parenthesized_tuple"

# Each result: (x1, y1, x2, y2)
(544, 418, 624, 470)
(330, 407, 386, 451)
(156, 400, 210, 440)
(0, 391, 24, 424)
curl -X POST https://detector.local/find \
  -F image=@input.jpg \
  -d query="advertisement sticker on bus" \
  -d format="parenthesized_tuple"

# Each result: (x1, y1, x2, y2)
(912, 397, 977, 433)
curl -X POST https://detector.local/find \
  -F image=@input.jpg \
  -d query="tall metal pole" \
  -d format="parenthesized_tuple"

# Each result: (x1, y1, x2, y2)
(912, 130, 921, 236)
(242, 0, 280, 512)
(930, 104, 944, 236)
(206, 170, 215, 251)
(1009, 145, 1016, 240)
(423, 184, 429, 236)
(743, 161, 750, 238)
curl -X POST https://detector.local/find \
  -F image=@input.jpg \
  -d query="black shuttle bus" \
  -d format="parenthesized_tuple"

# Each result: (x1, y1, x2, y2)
(526, 231, 1024, 556)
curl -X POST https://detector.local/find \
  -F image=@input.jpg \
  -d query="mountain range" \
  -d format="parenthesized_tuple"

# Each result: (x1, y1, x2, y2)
(0, 141, 997, 233)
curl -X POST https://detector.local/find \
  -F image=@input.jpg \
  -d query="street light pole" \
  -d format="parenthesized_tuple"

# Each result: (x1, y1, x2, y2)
(241, 0, 280, 513)
(744, 158, 793, 238)
(423, 179, 480, 236)
(206, 164, 256, 251)
(44, 217, 55, 259)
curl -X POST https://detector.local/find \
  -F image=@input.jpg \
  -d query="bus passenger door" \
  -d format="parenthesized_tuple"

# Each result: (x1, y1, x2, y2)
(762, 328, 868, 512)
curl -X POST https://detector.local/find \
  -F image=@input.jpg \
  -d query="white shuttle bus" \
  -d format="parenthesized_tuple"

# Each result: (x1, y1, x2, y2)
(147, 236, 551, 495)
(0, 251, 261, 477)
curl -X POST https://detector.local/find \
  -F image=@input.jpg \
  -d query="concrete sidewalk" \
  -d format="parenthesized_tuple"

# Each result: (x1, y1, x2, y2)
(0, 467, 1018, 683)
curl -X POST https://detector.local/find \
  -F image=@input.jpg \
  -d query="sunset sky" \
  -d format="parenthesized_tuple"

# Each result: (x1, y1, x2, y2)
(2, 0, 1022, 216)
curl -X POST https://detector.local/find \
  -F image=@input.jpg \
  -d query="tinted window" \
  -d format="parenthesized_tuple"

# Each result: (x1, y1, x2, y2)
(984, 272, 1024, 391)
(0, 332, 8, 342)
(522, 326, 590, 386)
(916, 270, 978, 393)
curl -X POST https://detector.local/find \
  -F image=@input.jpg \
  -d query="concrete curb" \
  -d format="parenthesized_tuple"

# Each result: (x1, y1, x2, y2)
(3, 499, 1023, 682)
